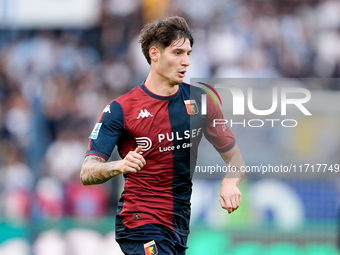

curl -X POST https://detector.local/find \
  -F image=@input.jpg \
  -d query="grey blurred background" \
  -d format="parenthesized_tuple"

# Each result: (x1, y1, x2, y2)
(0, 0, 339, 254)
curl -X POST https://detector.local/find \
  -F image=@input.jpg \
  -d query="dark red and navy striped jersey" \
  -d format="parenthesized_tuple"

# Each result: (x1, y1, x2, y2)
(86, 82, 235, 235)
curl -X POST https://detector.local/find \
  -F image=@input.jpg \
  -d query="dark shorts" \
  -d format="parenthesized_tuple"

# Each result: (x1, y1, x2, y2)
(116, 224, 188, 255)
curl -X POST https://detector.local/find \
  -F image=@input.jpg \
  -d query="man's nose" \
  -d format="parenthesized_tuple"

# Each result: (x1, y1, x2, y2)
(182, 54, 190, 66)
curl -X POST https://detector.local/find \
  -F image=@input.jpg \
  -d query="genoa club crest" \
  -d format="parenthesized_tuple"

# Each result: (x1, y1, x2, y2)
(144, 240, 158, 255)
(184, 99, 198, 115)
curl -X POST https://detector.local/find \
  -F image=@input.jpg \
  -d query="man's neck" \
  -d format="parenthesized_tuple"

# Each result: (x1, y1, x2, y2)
(144, 72, 179, 97)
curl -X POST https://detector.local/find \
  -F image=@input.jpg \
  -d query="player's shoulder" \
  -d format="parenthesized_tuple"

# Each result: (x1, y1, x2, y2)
(101, 85, 142, 117)
(111, 84, 143, 105)
(179, 82, 205, 99)
(181, 82, 205, 92)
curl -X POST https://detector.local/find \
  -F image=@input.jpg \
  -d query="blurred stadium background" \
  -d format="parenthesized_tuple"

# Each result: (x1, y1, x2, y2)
(0, 0, 339, 254)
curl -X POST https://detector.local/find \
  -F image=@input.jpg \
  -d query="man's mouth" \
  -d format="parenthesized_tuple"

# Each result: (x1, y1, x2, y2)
(179, 71, 186, 77)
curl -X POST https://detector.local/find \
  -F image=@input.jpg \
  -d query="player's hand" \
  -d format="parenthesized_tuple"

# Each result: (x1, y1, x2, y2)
(219, 178, 242, 214)
(116, 146, 146, 174)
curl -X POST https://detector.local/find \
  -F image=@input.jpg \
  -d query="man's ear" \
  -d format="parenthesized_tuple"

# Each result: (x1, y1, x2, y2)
(149, 46, 159, 63)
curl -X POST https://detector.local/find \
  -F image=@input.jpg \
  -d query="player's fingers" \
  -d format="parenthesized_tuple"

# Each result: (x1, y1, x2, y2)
(135, 154, 146, 166)
(124, 161, 141, 173)
(125, 153, 145, 168)
(231, 193, 239, 209)
(129, 160, 144, 171)
(121, 164, 138, 173)
(219, 196, 226, 209)
(236, 192, 242, 207)
(231, 192, 242, 212)
(229, 196, 237, 212)
(130, 149, 146, 166)
(225, 199, 233, 214)
(134, 146, 143, 154)
(220, 194, 232, 213)
(124, 167, 138, 173)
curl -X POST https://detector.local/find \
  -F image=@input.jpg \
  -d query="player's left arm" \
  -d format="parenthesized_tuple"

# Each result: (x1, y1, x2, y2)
(218, 143, 245, 214)
(203, 90, 245, 213)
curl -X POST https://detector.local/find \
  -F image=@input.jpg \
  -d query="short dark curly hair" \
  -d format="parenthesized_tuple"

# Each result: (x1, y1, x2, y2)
(139, 16, 194, 65)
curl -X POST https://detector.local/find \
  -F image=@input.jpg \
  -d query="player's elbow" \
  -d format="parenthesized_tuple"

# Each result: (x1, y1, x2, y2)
(80, 177, 87, 186)
(80, 169, 89, 185)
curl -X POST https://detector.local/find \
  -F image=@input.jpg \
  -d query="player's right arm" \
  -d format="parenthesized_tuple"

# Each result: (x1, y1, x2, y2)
(81, 101, 146, 185)
(80, 146, 146, 185)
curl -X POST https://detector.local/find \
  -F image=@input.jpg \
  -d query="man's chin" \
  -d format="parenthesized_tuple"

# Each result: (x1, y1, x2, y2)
(176, 77, 184, 84)
(169, 79, 183, 86)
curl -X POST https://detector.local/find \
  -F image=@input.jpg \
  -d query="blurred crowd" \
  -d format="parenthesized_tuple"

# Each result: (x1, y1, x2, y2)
(0, 0, 340, 223)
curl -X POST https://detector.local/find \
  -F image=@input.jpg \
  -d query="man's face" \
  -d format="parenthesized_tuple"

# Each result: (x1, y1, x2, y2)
(154, 38, 192, 86)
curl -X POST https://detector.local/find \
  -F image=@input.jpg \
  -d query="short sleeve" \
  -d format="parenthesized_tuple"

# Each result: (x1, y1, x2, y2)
(203, 95, 235, 152)
(86, 101, 124, 160)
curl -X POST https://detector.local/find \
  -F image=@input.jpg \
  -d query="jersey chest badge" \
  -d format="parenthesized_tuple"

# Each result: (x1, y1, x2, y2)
(144, 240, 158, 255)
(184, 99, 198, 115)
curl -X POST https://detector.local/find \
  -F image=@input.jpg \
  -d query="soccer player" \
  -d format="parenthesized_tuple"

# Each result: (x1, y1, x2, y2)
(80, 16, 245, 255)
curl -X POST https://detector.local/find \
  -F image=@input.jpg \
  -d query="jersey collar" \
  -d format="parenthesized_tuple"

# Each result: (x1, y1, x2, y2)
(140, 81, 181, 101)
